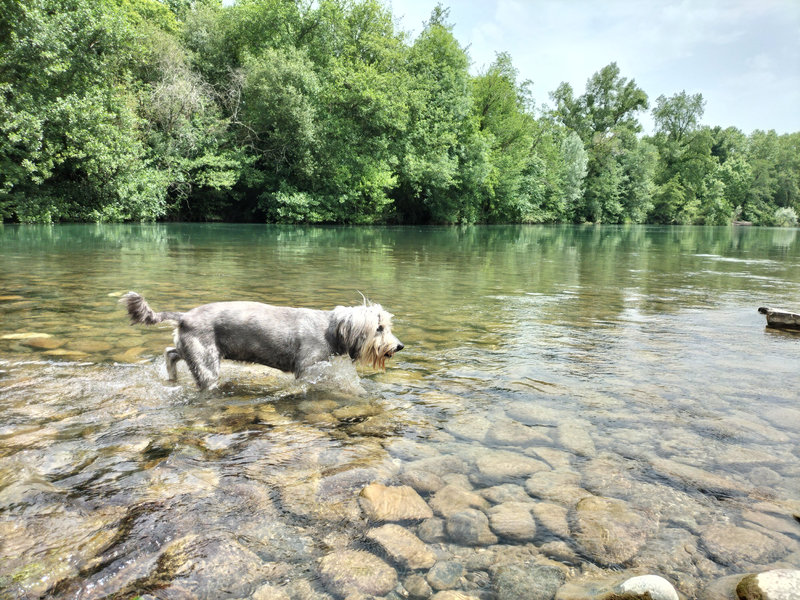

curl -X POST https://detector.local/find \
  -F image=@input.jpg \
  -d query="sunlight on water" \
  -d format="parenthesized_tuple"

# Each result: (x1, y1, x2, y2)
(1, 224, 799, 598)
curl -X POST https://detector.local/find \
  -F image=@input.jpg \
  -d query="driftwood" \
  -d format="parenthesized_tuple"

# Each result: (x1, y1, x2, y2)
(758, 307, 800, 330)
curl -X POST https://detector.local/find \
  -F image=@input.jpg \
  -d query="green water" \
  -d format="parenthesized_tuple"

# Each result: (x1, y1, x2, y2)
(1, 224, 799, 598)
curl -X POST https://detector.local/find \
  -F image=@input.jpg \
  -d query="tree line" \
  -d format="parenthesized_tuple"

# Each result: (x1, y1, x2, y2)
(1, 0, 798, 226)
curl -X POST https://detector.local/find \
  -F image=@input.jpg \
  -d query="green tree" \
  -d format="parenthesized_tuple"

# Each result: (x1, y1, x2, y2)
(551, 63, 649, 223)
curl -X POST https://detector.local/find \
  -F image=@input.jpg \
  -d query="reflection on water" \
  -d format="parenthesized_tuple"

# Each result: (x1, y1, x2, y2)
(1, 224, 799, 598)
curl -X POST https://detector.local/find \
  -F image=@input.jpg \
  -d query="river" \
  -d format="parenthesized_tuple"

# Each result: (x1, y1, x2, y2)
(1, 224, 799, 598)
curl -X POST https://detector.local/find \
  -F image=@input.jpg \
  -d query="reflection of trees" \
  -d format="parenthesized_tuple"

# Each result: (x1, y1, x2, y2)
(2, 224, 799, 364)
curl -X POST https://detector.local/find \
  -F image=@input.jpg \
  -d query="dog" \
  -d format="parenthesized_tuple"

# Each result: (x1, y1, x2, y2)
(121, 292, 403, 390)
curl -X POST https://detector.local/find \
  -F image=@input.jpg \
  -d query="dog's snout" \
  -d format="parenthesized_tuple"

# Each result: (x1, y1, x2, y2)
(396, 342, 404, 352)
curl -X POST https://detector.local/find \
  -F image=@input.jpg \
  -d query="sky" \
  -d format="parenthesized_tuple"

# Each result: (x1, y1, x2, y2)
(387, 0, 800, 135)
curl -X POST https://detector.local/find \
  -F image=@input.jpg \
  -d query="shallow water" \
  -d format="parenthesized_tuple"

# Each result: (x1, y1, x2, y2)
(1, 224, 799, 599)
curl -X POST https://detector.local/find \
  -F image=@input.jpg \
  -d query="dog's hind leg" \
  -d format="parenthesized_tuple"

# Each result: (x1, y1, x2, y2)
(164, 347, 182, 381)
(179, 338, 221, 390)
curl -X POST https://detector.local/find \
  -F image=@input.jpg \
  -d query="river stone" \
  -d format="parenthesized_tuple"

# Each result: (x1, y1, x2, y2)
(473, 449, 550, 485)
(318, 549, 397, 597)
(493, 562, 566, 600)
(417, 517, 447, 543)
(572, 496, 651, 566)
(20, 336, 64, 349)
(650, 457, 749, 496)
(505, 402, 564, 426)
(701, 523, 785, 567)
(525, 470, 590, 507)
(405, 573, 434, 599)
(446, 509, 498, 546)
(406, 455, 469, 477)
(617, 575, 679, 600)
(736, 569, 800, 600)
(530, 502, 570, 539)
(557, 421, 596, 457)
(426, 560, 465, 590)
(1, 332, 52, 340)
(481, 483, 531, 504)
(252, 583, 291, 600)
(367, 523, 436, 570)
(487, 502, 537, 541)
(444, 414, 491, 442)
(155, 534, 271, 597)
(401, 469, 446, 494)
(429, 484, 489, 518)
(430, 592, 480, 600)
(360, 483, 433, 521)
(486, 419, 551, 447)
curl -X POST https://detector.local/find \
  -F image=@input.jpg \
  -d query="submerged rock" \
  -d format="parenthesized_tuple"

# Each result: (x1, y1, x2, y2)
(480, 483, 531, 504)
(446, 509, 498, 546)
(401, 469, 446, 494)
(487, 502, 537, 541)
(318, 549, 397, 597)
(426, 560, 465, 591)
(525, 470, 590, 507)
(366, 523, 436, 570)
(557, 421, 596, 457)
(493, 562, 566, 600)
(153, 534, 274, 597)
(429, 484, 489, 518)
(473, 449, 549, 485)
(571, 496, 652, 566)
(359, 483, 433, 521)
(700, 523, 785, 567)
(736, 569, 800, 600)
(404, 573, 433, 599)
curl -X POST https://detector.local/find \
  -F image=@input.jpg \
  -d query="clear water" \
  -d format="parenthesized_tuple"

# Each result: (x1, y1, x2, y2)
(1, 224, 799, 598)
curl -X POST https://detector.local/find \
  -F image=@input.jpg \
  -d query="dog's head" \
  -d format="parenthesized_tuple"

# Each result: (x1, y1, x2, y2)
(331, 302, 403, 369)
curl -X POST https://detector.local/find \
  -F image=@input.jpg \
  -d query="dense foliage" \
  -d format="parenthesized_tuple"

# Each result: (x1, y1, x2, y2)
(1, 0, 798, 225)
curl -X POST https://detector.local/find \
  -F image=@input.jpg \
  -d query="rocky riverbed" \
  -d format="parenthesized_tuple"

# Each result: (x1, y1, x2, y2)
(0, 355, 798, 600)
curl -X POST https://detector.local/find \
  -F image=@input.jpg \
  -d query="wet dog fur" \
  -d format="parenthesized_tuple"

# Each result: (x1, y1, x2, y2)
(121, 292, 403, 390)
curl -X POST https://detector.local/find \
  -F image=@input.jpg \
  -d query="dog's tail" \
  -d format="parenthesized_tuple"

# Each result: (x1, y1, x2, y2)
(120, 292, 183, 325)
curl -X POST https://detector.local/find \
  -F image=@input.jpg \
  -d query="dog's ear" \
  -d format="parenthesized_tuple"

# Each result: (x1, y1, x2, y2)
(339, 315, 366, 360)
(329, 306, 366, 360)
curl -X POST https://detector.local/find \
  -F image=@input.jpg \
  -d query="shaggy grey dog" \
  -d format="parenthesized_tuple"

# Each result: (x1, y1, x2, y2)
(121, 292, 403, 390)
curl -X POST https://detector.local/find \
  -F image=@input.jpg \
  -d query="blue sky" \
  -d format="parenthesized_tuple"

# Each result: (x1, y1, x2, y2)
(388, 0, 800, 134)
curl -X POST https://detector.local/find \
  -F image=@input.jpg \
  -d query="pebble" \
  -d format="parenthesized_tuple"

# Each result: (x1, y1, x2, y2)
(493, 562, 566, 600)
(487, 502, 537, 541)
(21, 336, 64, 349)
(429, 484, 489, 518)
(426, 561, 465, 591)
(366, 523, 436, 570)
(525, 470, 590, 506)
(572, 496, 652, 566)
(401, 469, 446, 494)
(318, 549, 397, 597)
(417, 517, 447, 543)
(480, 483, 531, 504)
(617, 575, 679, 600)
(700, 523, 785, 567)
(405, 573, 434, 599)
(486, 418, 551, 446)
(472, 449, 550, 485)
(446, 509, 498, 546)
(557, 421, 596, 457)
(359, 483, 433, 521)
(430, 592, 480, 600)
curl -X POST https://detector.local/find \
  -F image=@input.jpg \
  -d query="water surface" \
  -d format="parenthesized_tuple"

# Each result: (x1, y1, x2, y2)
(1, 224, 799, 598)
